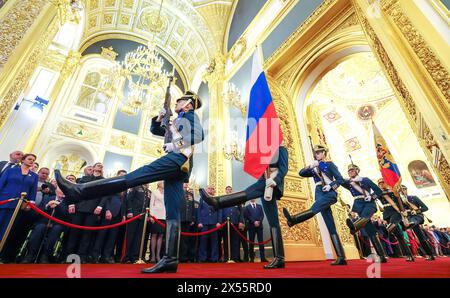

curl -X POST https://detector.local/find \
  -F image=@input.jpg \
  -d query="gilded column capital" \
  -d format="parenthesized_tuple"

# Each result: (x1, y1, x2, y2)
(60, 50, 81, 79)
(202, 53, 226, 86)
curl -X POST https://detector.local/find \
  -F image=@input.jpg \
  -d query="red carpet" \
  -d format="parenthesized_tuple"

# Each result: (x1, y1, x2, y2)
(0, 258, 449, 278)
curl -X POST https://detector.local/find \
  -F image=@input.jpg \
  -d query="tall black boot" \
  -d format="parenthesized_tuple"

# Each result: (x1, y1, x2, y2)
(264, 226, 285, 269)
(392, 226, 414, 262)
(142, 219, 180, 273)
(282, 208, 315, 227)
(349, 218, 370, 233)
(199, 189, 248, 211)
(55, 170, 128, 202)
(330, 234, 347, 265)
(370, 235, 387, 263)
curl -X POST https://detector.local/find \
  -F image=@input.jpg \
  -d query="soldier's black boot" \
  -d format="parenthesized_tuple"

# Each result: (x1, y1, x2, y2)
(282, 208, 315, 227)
(55, 170, 128, 202)
(392, 226, 414, 262)
(349, 218, 370, 233)
(142, 219, 180, 273)
(330, 234, 347, 265)
(264, 226, 285, 269)
(199, 189, 248, 211)
(370, 235, 387, 263)
(422, 240, 435, 260)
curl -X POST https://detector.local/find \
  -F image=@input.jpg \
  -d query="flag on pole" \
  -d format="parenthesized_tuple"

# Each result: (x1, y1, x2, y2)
(244, 49, 283, 179)
(372, 122, 402, 194)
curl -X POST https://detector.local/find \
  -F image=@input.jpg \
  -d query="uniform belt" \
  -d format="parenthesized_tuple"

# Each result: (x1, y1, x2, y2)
(383, 203, 392, 208)
(315, 182, 323, 186)
(353, 195, 365, 200)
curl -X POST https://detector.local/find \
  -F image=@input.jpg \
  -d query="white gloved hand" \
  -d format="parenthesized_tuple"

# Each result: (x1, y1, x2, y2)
(309, 160, 319, 169)
(322, 185, 331, 192)
(351, 176, 363, 182)
(364, 195, 372, 202)
(266, 178, 277, 188)
(163, 143, 174, 153)
(159, 108, 167, 118)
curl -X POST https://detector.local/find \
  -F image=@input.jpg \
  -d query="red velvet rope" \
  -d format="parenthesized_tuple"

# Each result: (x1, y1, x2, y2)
(0, 198, 17, 205)
(150, 216, 227, 236)
(231, 223, 272, 245)
(427, 237, 450, 249)
(26, 201, 143, 230)
(379, 236, 399, 245)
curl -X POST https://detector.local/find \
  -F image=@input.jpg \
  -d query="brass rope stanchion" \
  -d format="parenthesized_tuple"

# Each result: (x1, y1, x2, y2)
(226, 217, 234, 263)
(135, 207, 150, 264)
(0, 192, 27, 255)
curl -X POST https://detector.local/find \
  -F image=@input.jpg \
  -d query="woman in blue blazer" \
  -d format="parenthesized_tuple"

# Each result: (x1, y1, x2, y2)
(0, 153, 38, 240)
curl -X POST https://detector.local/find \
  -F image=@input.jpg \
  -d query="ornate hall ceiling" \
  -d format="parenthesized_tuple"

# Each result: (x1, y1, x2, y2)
(81, 0, 235, 83)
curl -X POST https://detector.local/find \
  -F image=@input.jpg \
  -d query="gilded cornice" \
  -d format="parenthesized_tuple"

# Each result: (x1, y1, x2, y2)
(381, 0, 449, 110)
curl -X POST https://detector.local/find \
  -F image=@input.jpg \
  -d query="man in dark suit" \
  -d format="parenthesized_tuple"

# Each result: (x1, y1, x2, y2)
(197, 185, 222, 263)
(91, 170, 127, 264)
(221, 200, 244, 262)
(244, 199, 267, 262)
(123, 182, 149, 263)
(180, 183, 196, 262)
(76, 166, 93, 183)
(0, 150, 23, 177)
(64, 162, 108, 263)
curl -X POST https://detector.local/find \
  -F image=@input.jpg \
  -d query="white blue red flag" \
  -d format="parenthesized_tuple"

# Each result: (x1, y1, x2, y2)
(244, 50, 283, 179)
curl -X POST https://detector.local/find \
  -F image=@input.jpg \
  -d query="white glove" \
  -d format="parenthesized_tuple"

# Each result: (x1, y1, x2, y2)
(266, 178, 277, 188)
(163, 143, 174, 153)
(159, 108, 167, 118)
(322, 185, 331, 192)
(309, 160, 319, 169)
(351, 176, 363, 182)
(364, 195, 372, 202)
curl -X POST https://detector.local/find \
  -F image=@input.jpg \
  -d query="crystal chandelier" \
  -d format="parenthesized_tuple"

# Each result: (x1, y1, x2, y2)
(223, 131, 245, 162)
(117, 38, 169, 116)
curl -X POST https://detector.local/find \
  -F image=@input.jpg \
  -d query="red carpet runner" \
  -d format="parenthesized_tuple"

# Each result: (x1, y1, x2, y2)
(0, 258, 449, 278)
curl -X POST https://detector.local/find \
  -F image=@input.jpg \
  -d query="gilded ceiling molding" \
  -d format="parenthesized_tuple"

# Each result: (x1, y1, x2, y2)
(353, 2, 450, 200)
(381, 0, 450, 109)
(195, 1, 233, 51)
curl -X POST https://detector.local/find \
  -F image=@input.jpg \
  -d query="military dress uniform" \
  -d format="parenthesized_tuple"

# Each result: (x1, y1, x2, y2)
(55, 91, 204, 273)
(180, 190, 196, 262)
(403, 193, 435, 260)
(340, 164, 387, 262)
(378, 187, 415, 261)
(197, 194, 222, 262)
(282, 145, 347, 265)
(200, 146, 288, 269)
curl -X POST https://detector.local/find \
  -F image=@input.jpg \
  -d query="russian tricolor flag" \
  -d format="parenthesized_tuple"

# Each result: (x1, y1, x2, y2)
(244, 50, 283, 179)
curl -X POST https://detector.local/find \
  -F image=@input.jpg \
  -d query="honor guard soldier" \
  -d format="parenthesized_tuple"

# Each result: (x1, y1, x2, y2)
(200, 145, 288, 269)
(377, 179, 415, 262)
(55, 91, 204, 273)
(282, 144, 347, 265)
(341, 164, 387, 263)
(400, 185, 435, 260)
